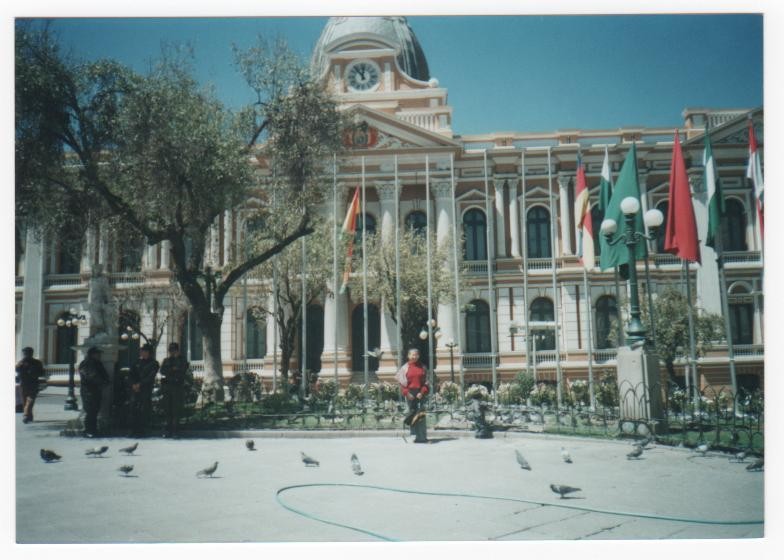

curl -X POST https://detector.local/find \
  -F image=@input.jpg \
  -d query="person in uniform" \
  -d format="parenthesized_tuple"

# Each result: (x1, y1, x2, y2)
(128, 344, 160, 437)
(78, 347, 110, 437)
(395, 348, 429, 443)
(160, 342, 189, 437)
(16, 347, 45, 423)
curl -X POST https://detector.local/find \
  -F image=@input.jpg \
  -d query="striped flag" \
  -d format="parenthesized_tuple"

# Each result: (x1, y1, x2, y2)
(704, 125, 725, 250)
(574, 154, 595, 269)
(597, 146, 613, 261)
(746, 119, 764, 238)
(664, 131, 700, 263)
(339, 187, 361, 293)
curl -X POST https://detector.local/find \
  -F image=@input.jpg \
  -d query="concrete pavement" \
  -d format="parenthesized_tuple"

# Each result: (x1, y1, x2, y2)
(15, 387, 764, 543)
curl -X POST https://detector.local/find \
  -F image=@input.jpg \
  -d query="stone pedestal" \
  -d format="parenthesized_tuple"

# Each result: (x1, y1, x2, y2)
(616, 345, 665, 431)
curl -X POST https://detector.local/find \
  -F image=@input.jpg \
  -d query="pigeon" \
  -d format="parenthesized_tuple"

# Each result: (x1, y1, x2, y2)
(402, 434, 408, 443)
(118, 465, 134, 477)
(119, 442, 138, 455)
(85, 446, 109, 457)
(365, 347, 383, 359)
(561, 447, 573, 464)
(515, 449, 531, 471)
(196, 461, 219, 478)
(627, 445, 644, 460)
(40, 449, 61, 463)
(550, 484, 582, 499)
(637, 435, 655, 449)
(350, 453, 364, 476)
(301, 452, 320, 467)
(695, 443, 710, 456)
(732, 450, 747, 463)
(245, 440, 256, 451)
(746, 458, 764, 472)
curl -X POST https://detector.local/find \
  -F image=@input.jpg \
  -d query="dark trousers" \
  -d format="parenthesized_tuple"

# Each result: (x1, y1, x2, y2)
(130, 389, 153, 436)
(21, 385, 37, 421)
(163, 384, 184, 434)
(82, 388, 102, 435)
(405, 389, 427, 442)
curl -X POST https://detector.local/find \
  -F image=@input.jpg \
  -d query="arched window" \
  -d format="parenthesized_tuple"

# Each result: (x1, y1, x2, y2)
(118, 310, 141, 368)
(527, 207, 551, 259)
(595, 295, 618, 349)
(405, 211, 427, 237)
(729, 285, 754, 345)
(351, 304, 380, 373)
(463, 209, 487, 261)
(245, 310, 266, 360)
(591, 205, 603, 257)
(55, 311, 77, 364)
(529, 297, 555, 350)
(465, 299, 491, 353)
(656, 201, 669, 253)
(303, 304, 324, 374)
(722, 199, 747, 251)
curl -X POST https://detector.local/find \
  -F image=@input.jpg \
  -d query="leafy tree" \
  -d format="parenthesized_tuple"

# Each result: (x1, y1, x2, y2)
(15, 26, 343, 400)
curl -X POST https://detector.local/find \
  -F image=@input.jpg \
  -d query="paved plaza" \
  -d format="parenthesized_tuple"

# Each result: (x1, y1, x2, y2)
(15, 388, 763, 543)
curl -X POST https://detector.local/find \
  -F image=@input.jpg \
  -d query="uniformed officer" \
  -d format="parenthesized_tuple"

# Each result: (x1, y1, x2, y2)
(16, 347, 45, 423)
(128, 344, 160, 437)
(78, 347, 110, 437)
(160, 342, 189, 437)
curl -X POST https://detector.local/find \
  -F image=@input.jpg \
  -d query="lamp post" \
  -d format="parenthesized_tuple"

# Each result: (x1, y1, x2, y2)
(509, 323, 547, 383)
(418, 320, 441, 389)
(445, 339, 458, 384)
(600, 197, 664, 344)
(57, 308, 88, 411)
(120, 325, 142, 371)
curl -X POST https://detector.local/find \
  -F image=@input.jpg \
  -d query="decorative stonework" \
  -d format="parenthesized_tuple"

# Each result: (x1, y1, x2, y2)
(375, 129, 419, 149)
(432, 181, 453, 200)
(375, 182, 399, 201)
(557, 173, 573, 189)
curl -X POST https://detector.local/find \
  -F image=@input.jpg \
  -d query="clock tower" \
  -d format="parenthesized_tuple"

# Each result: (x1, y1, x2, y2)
(311, 16, 453, 136)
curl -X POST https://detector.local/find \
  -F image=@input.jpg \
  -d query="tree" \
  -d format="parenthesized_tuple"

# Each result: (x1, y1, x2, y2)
(114, 283, 189, 355)
(16, 27, 343, 400)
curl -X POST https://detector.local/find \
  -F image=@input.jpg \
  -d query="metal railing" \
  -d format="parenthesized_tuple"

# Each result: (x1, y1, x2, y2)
(527, 258, 559, 271)
(464, 261, 497, 275)
(231, 359, 266, 373)
(723, 251, 762, 265)
(462, 353, 498, 369)
(109, 272, 146, 286)
(652, 253, 681, 267)
(44, 274, 85, 289)
(593, 348, 618, 363)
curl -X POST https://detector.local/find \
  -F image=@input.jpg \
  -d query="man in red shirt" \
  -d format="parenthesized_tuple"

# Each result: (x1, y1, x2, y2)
(395, 348, 429, 443)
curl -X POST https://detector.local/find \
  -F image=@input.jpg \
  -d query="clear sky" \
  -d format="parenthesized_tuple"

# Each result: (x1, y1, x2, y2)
(26, 14, 763, 135)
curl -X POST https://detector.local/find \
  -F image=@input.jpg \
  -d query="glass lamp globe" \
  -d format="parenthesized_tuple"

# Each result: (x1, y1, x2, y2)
(620, 196, 640, 215)
(644, 208, 664, 229)
(57, 318, 65, 327)
(132, 333, 140, 340)
(69, 307, 78, 315)
(79, 318, 88, 326)
(600, 219, 618, 236)
(429, 319, 437, 328)
(65, 320, 72, 327)
(121, 333, 129, 341)
(126, 325, 133, 332)
(419, 330, 428, 340)
(434, 329, 443, 339)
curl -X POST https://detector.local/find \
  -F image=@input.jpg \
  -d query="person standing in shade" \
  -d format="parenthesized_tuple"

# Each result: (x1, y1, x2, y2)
(129, 344, 160, 437)
(16, 347, 45, 423)
(78, 347, 110, 437)
(395, 348, 429, 443)
(160, 342, 189, 437)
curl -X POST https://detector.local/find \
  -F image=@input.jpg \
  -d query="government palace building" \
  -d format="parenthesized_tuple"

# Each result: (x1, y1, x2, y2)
(15, 17, 764, 393)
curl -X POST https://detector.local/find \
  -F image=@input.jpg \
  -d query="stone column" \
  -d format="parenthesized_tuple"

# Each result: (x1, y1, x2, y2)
(323, 187, 350, 355)
(691, 172, 722, 315)
(433, 181, 457, 346)
(19, 229, 46, 356)
(376, 182, 399, 354)
(557, 173, 573, 255)
(493, 178, 507, 257)
(81, 224, 98, 275)
(508, 178, 521, 258)
(160, 240, 171, 269)
(98, 224, 110, 270)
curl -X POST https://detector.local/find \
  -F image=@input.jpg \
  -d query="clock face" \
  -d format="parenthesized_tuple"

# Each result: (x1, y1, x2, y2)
(346, 61, 380, 92)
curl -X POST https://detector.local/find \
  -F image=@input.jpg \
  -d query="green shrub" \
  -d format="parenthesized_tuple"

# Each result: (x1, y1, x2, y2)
(596, 371, 619, 408)
(529, 382, 556, 406)
(514, 371, 536, 400)
(438, 381, 460, 404)
(261, 392, 299, 414)
(465, 384, 490, 401)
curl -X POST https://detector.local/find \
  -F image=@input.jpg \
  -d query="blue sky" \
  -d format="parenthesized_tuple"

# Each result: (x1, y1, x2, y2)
(35, 14, 763, 134)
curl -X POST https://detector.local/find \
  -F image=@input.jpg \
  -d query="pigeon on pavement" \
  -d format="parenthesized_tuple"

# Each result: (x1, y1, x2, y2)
(515, 449, 531, 470)
(732, 450, 747, 463)
(301, 452, 320, 467)
(550, 484, 582, 499)
(351, 453, 364, 475)
(85, 446, 109, 457)
(197, 461, 219, 478)
(627, 445, 644, 460)
(746, 458, 764, 472)
(119, 442, 138, 455)
(561, 447, 573, 464)
(637, 435, 655, 449)
(695, 443, 710, 456)
(40, 449, 61, 463)
(246, 440, 256, 451)
(118, 465, 134, 477)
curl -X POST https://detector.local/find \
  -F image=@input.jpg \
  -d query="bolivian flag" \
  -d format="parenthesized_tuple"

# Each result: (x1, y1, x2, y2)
(574, 154, 595, 270)
(340, 187, 361, 293)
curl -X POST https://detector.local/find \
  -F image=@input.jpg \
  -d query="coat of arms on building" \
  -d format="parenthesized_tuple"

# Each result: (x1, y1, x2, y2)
(343, 121, 379, 148)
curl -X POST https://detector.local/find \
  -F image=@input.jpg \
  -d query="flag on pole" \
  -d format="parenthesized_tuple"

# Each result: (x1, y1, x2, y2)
(597, 146, 613, 261)
(574, 154, 595, 269)
(704, 125, 725, 250)
(664, 131, 701, 263)
(339, 186, 361, 293)
(746, 119, 764, 237)
(599, 143, 646, 271)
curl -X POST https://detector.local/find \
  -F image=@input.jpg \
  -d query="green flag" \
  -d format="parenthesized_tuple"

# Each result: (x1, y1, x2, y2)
(704, 125, 725, 250)
(597, 146, 613, 259)
(599, 143, 646, 271)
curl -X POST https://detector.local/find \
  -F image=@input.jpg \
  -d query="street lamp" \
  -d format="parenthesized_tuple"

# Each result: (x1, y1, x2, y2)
(509, 322, 548, 383)
(120, 325, 142, 371)
(444, 339, 458, 384)
(57, 307, 88, 411)
(601, 197, 664, 344)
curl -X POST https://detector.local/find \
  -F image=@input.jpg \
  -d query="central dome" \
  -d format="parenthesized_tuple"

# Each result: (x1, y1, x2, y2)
(311, 16, 430, 82)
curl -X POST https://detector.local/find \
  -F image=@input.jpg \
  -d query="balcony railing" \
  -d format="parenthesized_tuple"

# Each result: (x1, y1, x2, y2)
(652, 253, 681, 267)
(592, 348, 618, 363)
(109, 272, 146, 286)
(44, 274, 85, 289)
(465, 261, 497, 275)
(231, 359, 266, 374)
(527, 258, 558, 271)
(462, 353, 499, 369)
(723, 251, 762, 266)
(730, 344, 764, 359)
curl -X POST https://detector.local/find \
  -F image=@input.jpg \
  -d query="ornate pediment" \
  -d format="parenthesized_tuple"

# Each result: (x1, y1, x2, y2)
(342, 121, 420, 149)
(341, 105, 460, 151)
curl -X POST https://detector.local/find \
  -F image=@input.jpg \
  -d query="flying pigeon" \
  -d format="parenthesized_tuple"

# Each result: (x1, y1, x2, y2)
(746, 458, 764, 472)
(40, 449, 61, 463)
(119, 442, 138, 455)
(365, 347, 383, 359)
(627, 446, 644, 460)
(301, 452, 320, 467)
(118, 465, 134, 477)
(561, 447, 573, 464)
(246, 440, 256, 451)
(732, 450, 747, 463)
(196, 461, 219, 478)
(350, 453, 364, 476)
(515, 449, 531, 471)
(550, 484, 582, 499)
(85, 446, 109, 457)
(695, 443, 709, 456)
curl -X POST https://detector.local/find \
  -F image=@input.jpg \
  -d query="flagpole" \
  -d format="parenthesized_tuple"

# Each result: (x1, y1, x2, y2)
(361, 156, 369, 402)
(583, 267, 596, 409)
(300, 231, 307, 402)
(449, 152, 465, 401)
(483, 150, 499, 403)
(332, 153, 339, 388)
(643, 255, 656, 346)
(547, 147, 563, 409)
(394, 155, 402, 368)
(271, 183, 279, 394)
(716, 237, 738, 393)
(681, 260, 695, 403)
(425, 154, 435, 390)
(521, 151, 531, 380)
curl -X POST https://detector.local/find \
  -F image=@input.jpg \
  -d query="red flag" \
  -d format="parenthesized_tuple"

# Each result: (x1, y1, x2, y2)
(340, 187, 361, 293)
(573, 155, 595, 269)
(664, 131, 701, 263)
(746, 120, 764, 238)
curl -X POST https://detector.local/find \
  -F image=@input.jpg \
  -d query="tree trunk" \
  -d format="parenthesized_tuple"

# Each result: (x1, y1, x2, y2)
(200, 314, 225, 403)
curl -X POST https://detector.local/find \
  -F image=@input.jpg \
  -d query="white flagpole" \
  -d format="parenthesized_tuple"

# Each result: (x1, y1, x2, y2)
(300, 233, 307, 402)
(583, 267, 596, 409)
(450, 152, 465, 400)
(483, 150, 499, 403)
(425, 154, 435, 389)
(333, 153, 339, 388)
(271, 184, 279, 394)
(716, 236, 738, 394)
(521, 151, 531, 380)
(680, 261, 692, 401)
(362, 156, 369, 401)
(395, 155, 402, 367)
(547, 147, 563, 409)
